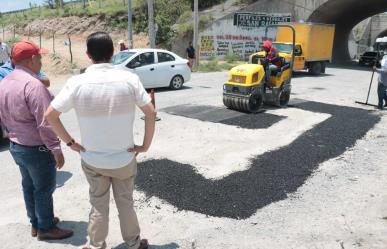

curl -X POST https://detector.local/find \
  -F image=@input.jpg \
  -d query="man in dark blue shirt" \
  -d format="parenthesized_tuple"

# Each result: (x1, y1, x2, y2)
(186, 41, 195, 71)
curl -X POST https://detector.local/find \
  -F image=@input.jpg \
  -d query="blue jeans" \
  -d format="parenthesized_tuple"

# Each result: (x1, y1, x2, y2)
(9, 141, 56, 232)
(377, 84, 387, 109)
(265, 64, 278, 83)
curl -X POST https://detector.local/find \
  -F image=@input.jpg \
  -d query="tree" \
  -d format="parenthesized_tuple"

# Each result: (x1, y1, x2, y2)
(54, 0, 64, 9)
(44, 0, 55, 9)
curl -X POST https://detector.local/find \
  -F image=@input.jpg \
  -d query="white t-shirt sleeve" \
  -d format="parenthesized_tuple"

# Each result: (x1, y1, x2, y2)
(51, 80, 74, 113)
(134, 76, 151, 107)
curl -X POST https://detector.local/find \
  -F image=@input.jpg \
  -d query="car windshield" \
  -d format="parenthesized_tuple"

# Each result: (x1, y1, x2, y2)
(112, 51, 136, 65)
(363, 52, 377, 57)
(273, 43, 293, 54)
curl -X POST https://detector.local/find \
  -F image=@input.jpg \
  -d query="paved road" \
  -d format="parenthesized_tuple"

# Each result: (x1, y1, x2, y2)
(1, 66, 387, 249)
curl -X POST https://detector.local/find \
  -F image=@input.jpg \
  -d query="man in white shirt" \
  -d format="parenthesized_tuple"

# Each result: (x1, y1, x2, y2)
(0, 39, 11, 65)
(45, 32, 156, 249)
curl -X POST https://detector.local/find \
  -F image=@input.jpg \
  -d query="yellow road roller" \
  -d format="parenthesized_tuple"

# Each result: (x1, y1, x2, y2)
(223, 25, 295, 113)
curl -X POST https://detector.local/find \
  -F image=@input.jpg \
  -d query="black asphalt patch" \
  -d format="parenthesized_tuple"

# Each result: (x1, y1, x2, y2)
(137, 101, 380, 219)
(161, 104, 284, 129)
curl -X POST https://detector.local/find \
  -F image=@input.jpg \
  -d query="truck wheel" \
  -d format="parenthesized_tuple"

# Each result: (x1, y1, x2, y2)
(309, 62, 322, 75)
(321, 62, 326, 74)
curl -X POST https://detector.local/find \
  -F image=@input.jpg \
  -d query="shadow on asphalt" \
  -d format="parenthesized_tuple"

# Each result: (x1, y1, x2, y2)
(46, 220, 88, 246)
(56, 171, 73, 188)
(292, 71, 334, 78)
(328, 62, 374, 72)
(148, 85, 192, 93)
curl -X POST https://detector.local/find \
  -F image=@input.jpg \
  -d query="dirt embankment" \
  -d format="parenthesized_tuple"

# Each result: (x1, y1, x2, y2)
(6, 15, 149, 75)
(22, 15, 120, 36)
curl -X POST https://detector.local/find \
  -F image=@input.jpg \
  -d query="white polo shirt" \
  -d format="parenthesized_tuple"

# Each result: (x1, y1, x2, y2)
(51, 63, 151, 169)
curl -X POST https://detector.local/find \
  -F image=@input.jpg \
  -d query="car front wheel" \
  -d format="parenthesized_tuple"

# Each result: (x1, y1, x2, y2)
(170, 75, 184, 90)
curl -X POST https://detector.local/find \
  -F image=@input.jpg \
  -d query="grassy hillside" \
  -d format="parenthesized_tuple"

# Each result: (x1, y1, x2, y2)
(0, 0, 142, 27)
(0, 0, 227, 48)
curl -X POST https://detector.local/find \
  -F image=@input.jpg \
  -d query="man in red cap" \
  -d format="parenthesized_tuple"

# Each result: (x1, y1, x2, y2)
(0, 41, 73, 240)
(261, 40, 282, 83)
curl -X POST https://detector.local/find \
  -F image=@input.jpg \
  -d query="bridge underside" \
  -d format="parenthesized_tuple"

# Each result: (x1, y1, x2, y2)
(378, 29, 387, 39)
(308, 0, 387, 62)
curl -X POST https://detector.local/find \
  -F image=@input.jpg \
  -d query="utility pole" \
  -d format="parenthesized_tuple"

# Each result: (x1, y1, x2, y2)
(147, 0, 156, 48)
(368, 16, 373, 50)
(193, 0, 199, 69)
(127, 0, 133, 48)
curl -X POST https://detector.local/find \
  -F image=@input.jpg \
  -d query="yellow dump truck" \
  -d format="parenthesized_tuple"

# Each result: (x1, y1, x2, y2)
(250, 23, 335, 75)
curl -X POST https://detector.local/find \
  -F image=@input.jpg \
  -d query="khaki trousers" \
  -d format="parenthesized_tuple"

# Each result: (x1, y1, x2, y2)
(82, 159, 141, 249)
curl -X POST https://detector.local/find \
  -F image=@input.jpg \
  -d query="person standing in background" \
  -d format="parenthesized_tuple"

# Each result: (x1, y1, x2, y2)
(119, 40, 129, 51)
(374, 55, 387, 110)
(0, 39, 11, 66)
(186, 41, 195, 71)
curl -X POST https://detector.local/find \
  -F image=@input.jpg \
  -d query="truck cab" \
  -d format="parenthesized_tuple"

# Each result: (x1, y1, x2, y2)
(249, 23, 335, 75)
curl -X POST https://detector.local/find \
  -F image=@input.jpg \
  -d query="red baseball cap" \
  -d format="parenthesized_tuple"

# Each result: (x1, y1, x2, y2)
(11, 41, 49, 62)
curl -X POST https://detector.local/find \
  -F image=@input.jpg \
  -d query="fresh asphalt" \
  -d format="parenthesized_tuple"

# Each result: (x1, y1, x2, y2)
(136, 100, 380, 219)
(161, 104, 284, 129)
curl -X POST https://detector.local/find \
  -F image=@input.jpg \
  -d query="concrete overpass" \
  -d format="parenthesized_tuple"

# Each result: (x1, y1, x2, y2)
(246, 0, 387, 61)
(195, 0, 387, 62)
(305, 0, 387, 61)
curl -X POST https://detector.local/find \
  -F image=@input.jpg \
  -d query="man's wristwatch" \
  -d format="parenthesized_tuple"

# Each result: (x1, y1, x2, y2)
(66, 139, 75, 147)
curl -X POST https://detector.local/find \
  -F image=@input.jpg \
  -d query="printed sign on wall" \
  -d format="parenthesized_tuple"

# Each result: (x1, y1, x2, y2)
(199, 34, 262, 59)
(199, 13, 290, 60)
(234, 12, 292, 28)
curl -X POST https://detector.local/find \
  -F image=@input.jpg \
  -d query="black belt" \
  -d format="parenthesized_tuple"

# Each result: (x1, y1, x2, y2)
(10, 141, 46, 149)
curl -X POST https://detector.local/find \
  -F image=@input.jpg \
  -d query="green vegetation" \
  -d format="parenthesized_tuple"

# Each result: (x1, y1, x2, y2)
(0, 0, 228, 48)
(234, 0, 256, 4)
(198, 56, 240, 72)
(5, 36, 21, 48)
(198, 57, 222, 72)
(193, 0, 227, 9)
(225, 52, 243, 63)
(0, 0, 143, 27)
(50, 53, 61, 64)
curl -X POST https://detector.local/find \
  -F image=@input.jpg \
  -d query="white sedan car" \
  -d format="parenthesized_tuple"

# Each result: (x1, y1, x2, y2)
(112, 48, 191, 90)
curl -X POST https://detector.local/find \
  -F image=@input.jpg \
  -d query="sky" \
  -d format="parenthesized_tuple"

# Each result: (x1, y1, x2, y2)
(1, 0, 47, 13)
